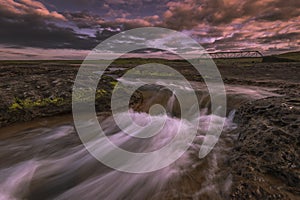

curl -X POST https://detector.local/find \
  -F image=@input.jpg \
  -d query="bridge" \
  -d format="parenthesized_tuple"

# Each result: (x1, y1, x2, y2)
(208, 51, 263, 59)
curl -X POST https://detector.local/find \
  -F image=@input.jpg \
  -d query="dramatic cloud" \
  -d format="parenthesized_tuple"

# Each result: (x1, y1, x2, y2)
(0, 13, 97, 49)
(0, 0, 299, 59)
(162, 0, 300, 29)
(0, 1, 104, 50)
(160, 0, 300, 53)
(0, 0, 66, 20)
(102, 15, 160, 29)
(63, 11, 104, 29)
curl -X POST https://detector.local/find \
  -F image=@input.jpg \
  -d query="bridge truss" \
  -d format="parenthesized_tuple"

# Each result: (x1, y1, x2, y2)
(209, 51, 263, 59)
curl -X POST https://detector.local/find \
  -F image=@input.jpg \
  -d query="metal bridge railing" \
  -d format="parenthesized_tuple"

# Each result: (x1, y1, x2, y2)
(209, 51, 263, 59)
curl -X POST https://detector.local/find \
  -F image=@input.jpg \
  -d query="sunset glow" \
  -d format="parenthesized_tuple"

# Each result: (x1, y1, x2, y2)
(0, 0, 299, 59)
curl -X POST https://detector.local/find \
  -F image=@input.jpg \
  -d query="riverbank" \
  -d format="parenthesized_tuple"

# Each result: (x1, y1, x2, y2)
(0, 59, 299, 199)
(229, 82, 300, 199)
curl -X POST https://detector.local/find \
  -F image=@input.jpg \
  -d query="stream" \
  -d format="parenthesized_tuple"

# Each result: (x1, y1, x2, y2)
(0, 82, 279, 200)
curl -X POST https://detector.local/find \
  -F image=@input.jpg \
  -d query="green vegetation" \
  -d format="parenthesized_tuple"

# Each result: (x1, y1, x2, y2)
(214, 57, 263, 66)
(110, 81, 118, 87)
(9, 97, 65, 110)
(95, 89, 107, 99)
(9, 89, 109, 111)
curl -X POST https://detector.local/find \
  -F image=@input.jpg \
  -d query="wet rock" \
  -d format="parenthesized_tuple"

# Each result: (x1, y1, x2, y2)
(229, 89, 300, 199)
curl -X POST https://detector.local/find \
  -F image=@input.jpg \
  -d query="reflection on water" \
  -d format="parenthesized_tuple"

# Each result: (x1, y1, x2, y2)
(0, 84, 279, 200)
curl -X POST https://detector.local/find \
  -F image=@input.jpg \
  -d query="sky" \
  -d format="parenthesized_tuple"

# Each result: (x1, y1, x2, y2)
(0, 0, 299, 59)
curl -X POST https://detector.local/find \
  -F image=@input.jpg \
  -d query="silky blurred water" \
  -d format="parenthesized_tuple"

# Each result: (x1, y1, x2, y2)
(0, 84, 279, 200)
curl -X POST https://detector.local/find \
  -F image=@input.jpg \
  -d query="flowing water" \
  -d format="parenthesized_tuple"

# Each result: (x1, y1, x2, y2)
(0, 83, 279, 200)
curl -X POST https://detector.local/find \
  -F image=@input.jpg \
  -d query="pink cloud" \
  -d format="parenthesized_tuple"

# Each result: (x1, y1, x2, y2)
(0, 0, 66, 20)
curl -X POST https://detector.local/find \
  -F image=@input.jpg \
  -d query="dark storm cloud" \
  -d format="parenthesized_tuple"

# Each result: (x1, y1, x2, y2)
(0, 0, 121, 49)
(0, 13, 96, 49)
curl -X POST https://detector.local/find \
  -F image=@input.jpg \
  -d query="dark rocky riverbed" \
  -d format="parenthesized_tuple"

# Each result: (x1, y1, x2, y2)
(0, 59, 299, 199)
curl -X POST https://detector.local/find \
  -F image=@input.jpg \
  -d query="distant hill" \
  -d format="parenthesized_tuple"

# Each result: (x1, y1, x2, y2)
(276, 51, 300, 61)
(263, 51, 300, 62)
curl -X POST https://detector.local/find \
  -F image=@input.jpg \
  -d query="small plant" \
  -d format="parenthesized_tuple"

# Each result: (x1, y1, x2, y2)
(110, 81, 118, 87)
(96, 89, 107, 99)
(9, 97, 65, 110)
